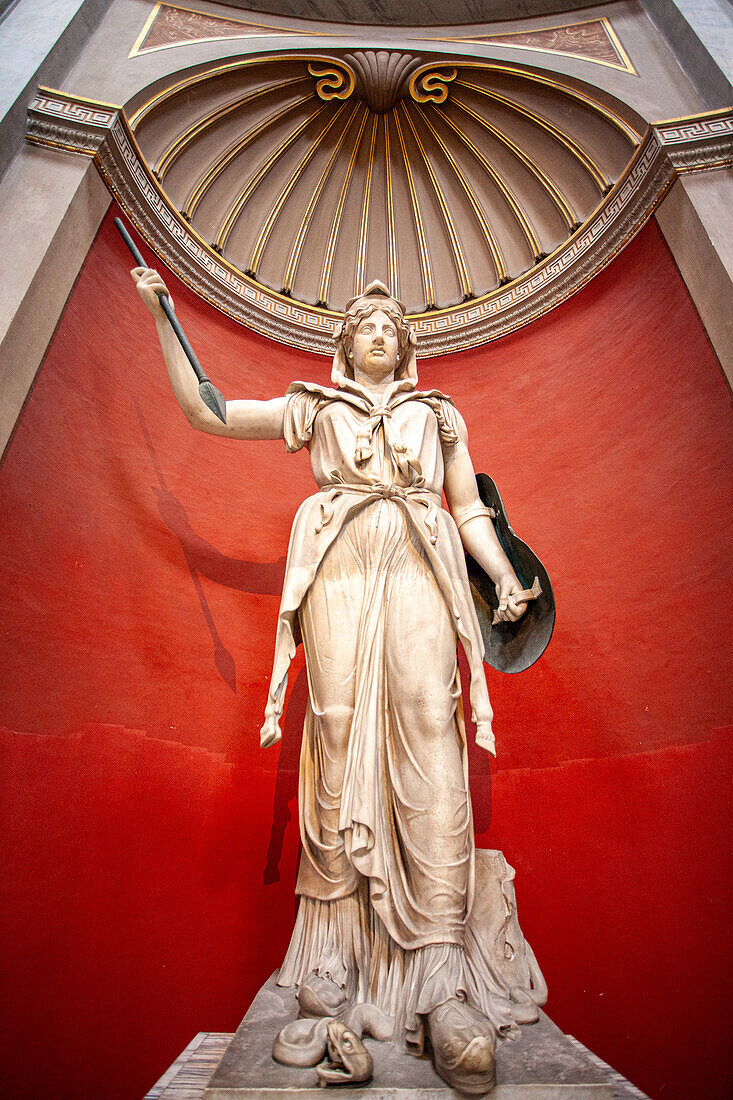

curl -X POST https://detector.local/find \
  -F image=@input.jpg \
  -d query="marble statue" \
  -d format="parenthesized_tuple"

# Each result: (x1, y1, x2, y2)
(133, 269, 546, 1095)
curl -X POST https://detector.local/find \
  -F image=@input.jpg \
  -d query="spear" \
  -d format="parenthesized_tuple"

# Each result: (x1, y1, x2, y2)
(114, 216, 226, 424)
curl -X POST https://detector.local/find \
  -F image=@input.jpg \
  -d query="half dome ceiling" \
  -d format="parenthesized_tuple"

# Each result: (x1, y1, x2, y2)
(128, 51, 641, 317)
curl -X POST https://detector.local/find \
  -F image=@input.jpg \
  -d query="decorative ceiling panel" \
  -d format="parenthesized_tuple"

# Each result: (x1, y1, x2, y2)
(26, 70, 733, 355)
(131, 5, 634, 75)
(130, 2, 321, 57)
(444, 18, 634, 73)
(124, 51, 640, 318)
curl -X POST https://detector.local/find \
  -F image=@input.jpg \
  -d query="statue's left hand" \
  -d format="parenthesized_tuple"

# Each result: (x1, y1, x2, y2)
(494, 575, 527, 623)
(260, 714, 282, 748)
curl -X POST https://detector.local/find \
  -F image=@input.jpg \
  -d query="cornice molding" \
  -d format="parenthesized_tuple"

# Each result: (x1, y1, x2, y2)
(27, 88, 733, 357)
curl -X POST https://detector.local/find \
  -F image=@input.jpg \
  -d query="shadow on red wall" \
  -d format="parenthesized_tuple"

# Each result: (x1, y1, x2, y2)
(0, 211, 731, 1098)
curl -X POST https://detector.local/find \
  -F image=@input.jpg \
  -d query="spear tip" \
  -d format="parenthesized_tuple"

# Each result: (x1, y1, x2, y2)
(199, 380, 227, 424)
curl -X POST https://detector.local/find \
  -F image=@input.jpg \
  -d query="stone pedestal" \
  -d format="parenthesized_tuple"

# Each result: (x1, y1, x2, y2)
(180, 973, 640, 1099)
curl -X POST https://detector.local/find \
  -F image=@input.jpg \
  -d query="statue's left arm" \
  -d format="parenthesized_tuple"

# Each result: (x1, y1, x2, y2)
(443, 411, 526, 623)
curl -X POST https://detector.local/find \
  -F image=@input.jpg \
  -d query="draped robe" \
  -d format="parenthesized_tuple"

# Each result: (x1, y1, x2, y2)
(262, 372, 518, 1049)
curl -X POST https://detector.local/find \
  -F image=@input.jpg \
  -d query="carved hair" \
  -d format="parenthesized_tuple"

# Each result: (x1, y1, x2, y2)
(341, 301, 411, 361)
(334, 280, 416, 380)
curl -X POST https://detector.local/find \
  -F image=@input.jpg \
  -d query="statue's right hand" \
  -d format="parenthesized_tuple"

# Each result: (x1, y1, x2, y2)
(130, 266, 172, 321)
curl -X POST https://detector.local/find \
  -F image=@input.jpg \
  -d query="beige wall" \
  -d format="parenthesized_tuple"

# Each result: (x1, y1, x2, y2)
(655, 168, 733, 385)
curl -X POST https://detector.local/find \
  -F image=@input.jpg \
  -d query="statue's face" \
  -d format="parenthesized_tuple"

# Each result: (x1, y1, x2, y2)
(350, 308, 400, 383)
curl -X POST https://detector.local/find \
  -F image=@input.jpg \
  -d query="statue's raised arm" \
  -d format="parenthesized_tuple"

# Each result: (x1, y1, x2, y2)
(132, 270, 550, 1095)
(132, 266, 286, 440)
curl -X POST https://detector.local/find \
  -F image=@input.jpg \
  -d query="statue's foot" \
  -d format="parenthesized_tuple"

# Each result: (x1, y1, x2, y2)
(297, 970, 347, 1019)
(427, 998, 496, 1096)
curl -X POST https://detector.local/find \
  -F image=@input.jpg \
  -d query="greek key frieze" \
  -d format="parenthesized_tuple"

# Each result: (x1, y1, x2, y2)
(24, 89, 733, 356)
(656, 114, 733, 145)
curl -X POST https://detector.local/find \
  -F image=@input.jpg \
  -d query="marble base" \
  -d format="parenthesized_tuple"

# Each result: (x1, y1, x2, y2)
(201, 973, 617, 1098)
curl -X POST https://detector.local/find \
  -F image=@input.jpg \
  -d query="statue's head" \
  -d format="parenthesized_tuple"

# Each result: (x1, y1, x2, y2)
(332, 280, 417, 386)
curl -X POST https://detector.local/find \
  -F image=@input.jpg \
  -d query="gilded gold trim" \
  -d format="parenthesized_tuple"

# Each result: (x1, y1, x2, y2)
(410, 68, 457, 104)
(128, 2, 163, 59)
(307, 61, 355, 101)
(449, 96, 577, 235)
(436, 100, 547, 256)
(130, 56, 288, 128)
(384, 116, 398, 299)
(410, 102, 507, 284)
(129, 54, 339, 129)
(35, 85, 121, 110)
(410, 168, 675, 343)
(676, 157, 732, 173)
(392, 109, 435, 309)
(408, 59, 641, 145)
(283, 102, 364, 294)
(185, 94, 319, 221)
(398, 103, 471, 299)
(599, 18, 635, 75)
(457, 79, 609, 192)
(71, 101, 729, 353)
(107, 110, 343, 318)
(127, 1, 323, 59)
(155, 75, 308, 180)
(427, 16, 636, 76)
(651, 105, 733, 126)
(247, 101, 350, 273)
(404, 121, 661, 325)
(318, 106, 370, 306)
(212, 100, 326, 250)
(355, 114, 378, 299)
(36, 85, 728, 351)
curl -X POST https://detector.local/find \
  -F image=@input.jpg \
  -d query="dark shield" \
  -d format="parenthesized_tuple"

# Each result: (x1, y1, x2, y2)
(465, 473, 555, 674)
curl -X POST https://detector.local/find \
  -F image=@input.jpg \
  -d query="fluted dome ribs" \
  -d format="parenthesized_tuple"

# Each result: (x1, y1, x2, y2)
(130, 51, 639, 315)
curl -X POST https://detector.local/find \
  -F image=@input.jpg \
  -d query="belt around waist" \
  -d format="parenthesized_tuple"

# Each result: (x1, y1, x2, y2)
(314, 481, 441, 543)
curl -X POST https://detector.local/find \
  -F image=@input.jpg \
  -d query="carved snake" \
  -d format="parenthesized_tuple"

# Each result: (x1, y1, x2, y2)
(273, 1003, 393, 1087)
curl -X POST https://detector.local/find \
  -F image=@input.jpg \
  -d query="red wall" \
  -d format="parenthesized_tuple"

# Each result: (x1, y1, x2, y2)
(0, 210, 730, 1099)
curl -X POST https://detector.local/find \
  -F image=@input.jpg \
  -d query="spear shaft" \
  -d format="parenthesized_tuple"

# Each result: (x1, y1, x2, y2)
(114, 216, 226, 424)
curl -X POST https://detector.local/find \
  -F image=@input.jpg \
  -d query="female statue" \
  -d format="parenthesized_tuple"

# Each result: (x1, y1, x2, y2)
(133, 269, 534, 1095)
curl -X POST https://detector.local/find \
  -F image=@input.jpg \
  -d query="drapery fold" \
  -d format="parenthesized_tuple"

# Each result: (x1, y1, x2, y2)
(294, 502, 472, 949)
(270, 374, 539, 1055)
(278, 848, 544, 1057)
(261, 382, 495, 755)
